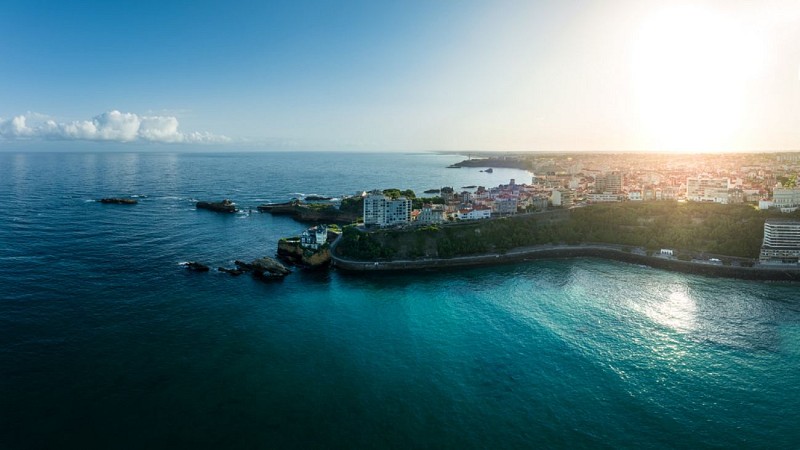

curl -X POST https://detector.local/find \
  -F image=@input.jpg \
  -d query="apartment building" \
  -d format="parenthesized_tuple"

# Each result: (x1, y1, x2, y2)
(760, 219, 800, 264)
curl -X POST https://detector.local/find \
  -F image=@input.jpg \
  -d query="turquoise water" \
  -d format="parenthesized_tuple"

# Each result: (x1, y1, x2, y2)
(1, 151, 799, 448)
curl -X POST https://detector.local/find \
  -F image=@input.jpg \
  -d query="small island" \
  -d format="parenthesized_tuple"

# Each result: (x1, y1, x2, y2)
(258, 197, 362, 223)
(196, 199, 237, 213)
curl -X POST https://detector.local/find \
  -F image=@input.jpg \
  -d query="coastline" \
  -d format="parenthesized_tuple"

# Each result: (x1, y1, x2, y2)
(331, 240, 800, 281)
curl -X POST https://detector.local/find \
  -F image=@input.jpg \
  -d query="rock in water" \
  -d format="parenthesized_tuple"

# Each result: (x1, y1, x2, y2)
(235, 257, 291, 280)
(100, 198, 138, 205)
(218, 267, 244, 276)
(251, 257, 292, 276)
(196, 199, 237, 213)
(184, 261, 210, 272)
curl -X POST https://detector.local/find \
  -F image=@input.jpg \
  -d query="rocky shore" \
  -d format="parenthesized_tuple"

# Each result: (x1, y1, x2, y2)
(331, 241, 800, 281)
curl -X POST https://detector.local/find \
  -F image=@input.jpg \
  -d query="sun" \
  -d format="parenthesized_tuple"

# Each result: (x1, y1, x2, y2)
(631, 6, 763, 153)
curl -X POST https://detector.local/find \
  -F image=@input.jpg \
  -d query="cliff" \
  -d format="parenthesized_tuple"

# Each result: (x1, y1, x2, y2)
(277, 238, 332, 268)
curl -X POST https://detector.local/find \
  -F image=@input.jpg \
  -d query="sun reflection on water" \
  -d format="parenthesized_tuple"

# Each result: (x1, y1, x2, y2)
(645, 288, 698, 333)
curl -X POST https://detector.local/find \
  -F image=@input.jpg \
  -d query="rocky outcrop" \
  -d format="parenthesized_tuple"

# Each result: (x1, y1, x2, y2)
(277, 239, 332, 268)
(233, 257, 291, 280)
(100, 198, 138, 205)
(257, 200, 299, 213)
(217, 267, 244, 276)
(258, 202, 358, 224)
(183, 261, 210, 272)
(196, 199, 237, 213)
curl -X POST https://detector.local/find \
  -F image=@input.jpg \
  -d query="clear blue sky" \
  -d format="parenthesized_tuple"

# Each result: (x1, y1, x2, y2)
(2, 0, 799, 151)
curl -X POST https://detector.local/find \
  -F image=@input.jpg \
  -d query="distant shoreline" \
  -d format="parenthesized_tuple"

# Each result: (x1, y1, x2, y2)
(331, 242, 800, 281)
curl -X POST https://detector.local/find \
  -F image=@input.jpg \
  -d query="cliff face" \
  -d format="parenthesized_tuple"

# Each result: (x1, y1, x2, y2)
(277, 239, 331, 267)
(335, 209, 570, 261)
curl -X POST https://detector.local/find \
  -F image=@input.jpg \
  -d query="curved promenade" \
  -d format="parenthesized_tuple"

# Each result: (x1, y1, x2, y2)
(330, 240, 800, 281)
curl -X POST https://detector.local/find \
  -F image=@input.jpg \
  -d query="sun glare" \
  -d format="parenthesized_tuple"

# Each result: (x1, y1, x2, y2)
(632, 6, 763, 153)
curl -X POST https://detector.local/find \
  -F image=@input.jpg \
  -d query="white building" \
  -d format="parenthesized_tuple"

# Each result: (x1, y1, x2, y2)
(772, 187, 800, 212)
(628, 191, 643, 201)
(551, 188, 573, 207)
(363, 190, 412, 227)
(686, 177, 730, 203)
(458, 206, 492, 220)
(586, 193, 622, 203)
(760, 219, 800, 264)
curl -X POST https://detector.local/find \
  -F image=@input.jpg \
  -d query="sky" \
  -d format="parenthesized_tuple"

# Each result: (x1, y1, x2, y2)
(1, 0, 799, 152)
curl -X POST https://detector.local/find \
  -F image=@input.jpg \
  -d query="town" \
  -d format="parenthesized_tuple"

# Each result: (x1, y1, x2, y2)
(351, 152, 800, 266)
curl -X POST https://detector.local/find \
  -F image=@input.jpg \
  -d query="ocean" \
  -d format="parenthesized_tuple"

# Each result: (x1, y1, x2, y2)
(1, 151, 799, 449)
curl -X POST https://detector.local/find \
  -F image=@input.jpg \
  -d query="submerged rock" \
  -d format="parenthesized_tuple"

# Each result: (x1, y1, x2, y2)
(218, 267, 244, 276)
(183, 261, 210, 272)
(100, 197, 138, 205)
(196, 199, 237, 213)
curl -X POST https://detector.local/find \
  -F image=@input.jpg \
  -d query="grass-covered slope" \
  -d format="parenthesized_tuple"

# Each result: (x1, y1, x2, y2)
(336, 203, 797, 261)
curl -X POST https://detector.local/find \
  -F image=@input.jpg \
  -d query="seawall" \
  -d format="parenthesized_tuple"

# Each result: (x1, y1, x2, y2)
(331, 242, 800, 281)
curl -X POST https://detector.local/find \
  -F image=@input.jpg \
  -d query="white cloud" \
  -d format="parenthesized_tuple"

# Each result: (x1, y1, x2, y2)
(0, 110, 230, 144)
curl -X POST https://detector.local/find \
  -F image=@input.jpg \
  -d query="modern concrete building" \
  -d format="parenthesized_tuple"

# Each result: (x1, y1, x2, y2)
(760, 219, 800, 264)
(686, 177, 730, 203)
(551, 188, 573, 207)
(363, 190, 388, 226)
(363, 190, 411, 227)
(772, 187, 800, 212)
(595, 171, 623, 194)
(586, 192, 622, 203)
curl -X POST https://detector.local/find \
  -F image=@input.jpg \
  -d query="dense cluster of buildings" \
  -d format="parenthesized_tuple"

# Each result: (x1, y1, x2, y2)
(362, 179, 557, 227)
(517, 151, 800, 210)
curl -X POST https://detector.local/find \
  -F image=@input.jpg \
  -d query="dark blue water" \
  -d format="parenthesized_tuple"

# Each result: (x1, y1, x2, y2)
(1, 151, 799, 448)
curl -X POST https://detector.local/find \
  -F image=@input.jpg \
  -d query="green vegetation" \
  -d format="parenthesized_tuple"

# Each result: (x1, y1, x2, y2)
(338, 196, 364, 214)
(336, 202, 799, 261)
(412, 196, 445, 209)
(382, 188, 416, 200)
(337, 226, 397, 260)
(778, 174, 797, 188)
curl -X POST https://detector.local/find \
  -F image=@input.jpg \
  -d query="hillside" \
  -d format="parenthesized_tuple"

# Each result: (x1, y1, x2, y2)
(335, 202, 798, 261)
